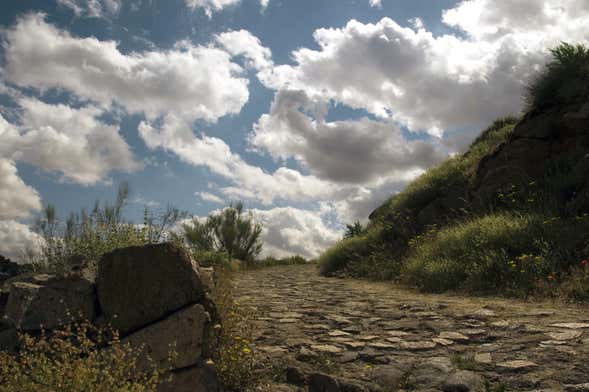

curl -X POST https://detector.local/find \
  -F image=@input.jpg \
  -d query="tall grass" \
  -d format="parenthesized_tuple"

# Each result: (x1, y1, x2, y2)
(402, 213, 589, 296)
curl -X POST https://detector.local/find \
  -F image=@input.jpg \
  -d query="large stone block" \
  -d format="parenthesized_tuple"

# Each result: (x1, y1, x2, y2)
(157, 362, 222, 392)
(123, 304, 211, 372)
(4, 274, 97, 331)
(97, 243, 206, 335)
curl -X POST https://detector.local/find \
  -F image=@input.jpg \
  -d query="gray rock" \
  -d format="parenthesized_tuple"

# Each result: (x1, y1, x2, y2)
(4, 274, 97, 330)
(286, 366, 307, 386)
(372, 364, 407, 389)
(442, 370, 484, 392)
(296, 347, 318, 362)
(97, 243, 206, 335)
(122, 304, 211, 372)
(157, 361, 222, 392)
(565, 384, 589, 392)
(309, 373, 340, 392)
(0, 327, 19, 353)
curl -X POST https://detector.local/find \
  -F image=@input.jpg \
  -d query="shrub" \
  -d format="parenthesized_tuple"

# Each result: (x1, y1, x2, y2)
(344, 221, 364, 239)
(319, 235, 371, 275)
(182, 202, 263, 264)
(0, 321, 168, 392)
(33, 184, 184, 273)
(525, 42, 589, 110)
(254, 255, 309, 269)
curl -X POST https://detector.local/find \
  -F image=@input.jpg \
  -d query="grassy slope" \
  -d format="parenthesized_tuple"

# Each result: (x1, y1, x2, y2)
(319, 116, 589, 299)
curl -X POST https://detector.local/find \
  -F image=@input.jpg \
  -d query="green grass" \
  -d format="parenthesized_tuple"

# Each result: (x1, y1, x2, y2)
(372, 118, 516, 223)
(402, 212, 589, 295)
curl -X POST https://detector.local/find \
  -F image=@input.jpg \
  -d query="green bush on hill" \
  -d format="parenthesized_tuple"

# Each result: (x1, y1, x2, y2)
(526, 43, 589, 111)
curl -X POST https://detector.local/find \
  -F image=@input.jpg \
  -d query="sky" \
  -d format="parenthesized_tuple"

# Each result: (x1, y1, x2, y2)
(1, 0, 588, 261)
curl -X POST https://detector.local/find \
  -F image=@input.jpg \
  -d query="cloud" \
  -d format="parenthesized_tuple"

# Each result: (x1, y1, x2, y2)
(216, 30, 273, 70)
(252, 206, 342, 259)
(0, 158, 42, 220)
(0, 220, 43, 262)
(184, 0, 240, 17)
(252, 89, 445, 183)
(57, 0, 122, 18)
(139, 114, 338, 205)
(369, 0, 382, 8)
(197, 191, 224, 204)
(2, 13, 249, 124)
(258, 1, 589, 135)
(0, 100, 140, 185)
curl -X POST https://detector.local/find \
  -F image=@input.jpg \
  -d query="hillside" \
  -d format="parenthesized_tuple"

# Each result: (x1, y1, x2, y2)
(319, 44, 589, 299)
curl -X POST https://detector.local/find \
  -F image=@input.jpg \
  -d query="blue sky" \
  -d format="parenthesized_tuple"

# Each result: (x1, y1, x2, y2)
(1, 0, 588, 260)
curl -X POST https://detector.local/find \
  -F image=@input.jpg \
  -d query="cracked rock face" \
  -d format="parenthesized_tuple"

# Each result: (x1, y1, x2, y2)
(473, 104, 589, 206)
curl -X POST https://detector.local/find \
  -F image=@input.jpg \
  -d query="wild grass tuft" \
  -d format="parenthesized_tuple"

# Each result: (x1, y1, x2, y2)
(525, 42, 589, 111)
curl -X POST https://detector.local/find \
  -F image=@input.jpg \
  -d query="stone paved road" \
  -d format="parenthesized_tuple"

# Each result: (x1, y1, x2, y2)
(233, 264, 589, 392)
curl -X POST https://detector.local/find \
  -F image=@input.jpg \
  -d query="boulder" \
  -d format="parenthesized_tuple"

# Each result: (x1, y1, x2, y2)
(157, 362, 222, 392)
(0, 255, 32, 283)
(97, 243, 206, 335)
(309, 373, 340, 392)
(123, 304, 211, 372)
(442, 370, 484, 392)
(473, 106, 589, 205)
(4, 274, 97, 330)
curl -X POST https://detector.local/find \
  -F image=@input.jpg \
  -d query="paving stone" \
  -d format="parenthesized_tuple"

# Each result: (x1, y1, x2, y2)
(547, 330, 583, 341)
(474, 352, 492, 364)
(550, 323, 589, 329)
(496, 360, 538, 370)
(439, 331, 470, 342)
(311, 344, 344, 354)
(400, 341, 437, 351)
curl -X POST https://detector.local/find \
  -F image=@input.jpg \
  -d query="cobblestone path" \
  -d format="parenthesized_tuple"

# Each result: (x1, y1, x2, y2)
(233, 264, 589, 392)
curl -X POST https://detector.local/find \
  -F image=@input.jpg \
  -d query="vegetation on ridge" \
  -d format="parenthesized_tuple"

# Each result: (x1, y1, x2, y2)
(319, 43, 589, 300)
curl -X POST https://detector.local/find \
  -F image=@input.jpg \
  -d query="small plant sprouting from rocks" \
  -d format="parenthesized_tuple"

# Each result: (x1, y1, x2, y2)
(210, 267, 258, 390)
(451, 354, 477, 371)
(484, 380, 508, 392)
(0, 321, 172, 392)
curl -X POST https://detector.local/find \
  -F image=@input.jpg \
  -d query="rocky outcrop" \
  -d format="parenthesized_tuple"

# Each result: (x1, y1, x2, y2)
(473, 103, 589, 208)
(0, 243, 222, 390)
(97, 243, 206, 335)
(4, 274, 97, 330)
(0, 255, 32, 283)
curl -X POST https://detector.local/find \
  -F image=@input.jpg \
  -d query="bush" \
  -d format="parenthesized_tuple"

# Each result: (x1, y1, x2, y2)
(525, 42, 589, 110)
(182, 202, 263, 264)
(319, 235, 371, 275)
(402, 213, 589, 295)
(0, 321, 169, 392)
(33, 184, 184, 273)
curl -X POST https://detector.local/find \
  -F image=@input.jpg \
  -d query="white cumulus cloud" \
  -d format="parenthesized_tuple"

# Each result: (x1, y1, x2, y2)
(185, 0, 241, 17)
(216, 30, 273, 70)
(57, 0, 122, 18)
(258, 1, 589, 135)
(252, 206, 342, 259)
(0, 220, 43, 262)
(0, 158, 42, 220)
(197, 192, 225, 204)
(0, 100, 140, 185)
(252, 89, 445, 183)
(2, 14, 250, 125)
